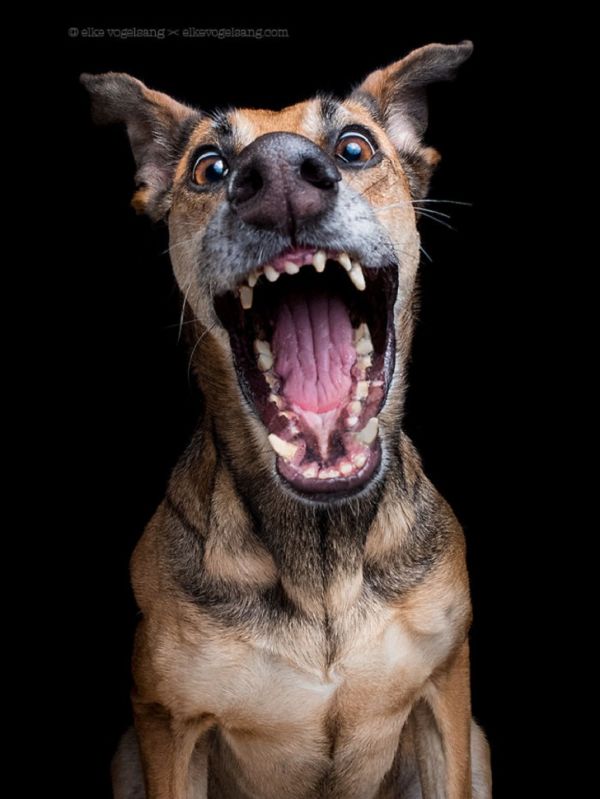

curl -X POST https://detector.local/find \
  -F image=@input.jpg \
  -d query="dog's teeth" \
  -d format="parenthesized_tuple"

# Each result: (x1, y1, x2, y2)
(247, 270, 259, 288)
(348, 400, 362, 415)
(264, 265, 279, 282)
(313, 250, 327, 273)
(339, 461, 353, 476)
(346, 416, 359, 429)
(240, 285, 254, 310)
(269, 392, 285, 409)
(354, 380, 370, 400)
(353, 452, 367, 468)
(357, 355, 372, 371)
(284, 261, 300, 275)
(349, 262, 366, 291)
(355, 324, 373, 354)
(338, 252, 352, 272)
(254, 339, 272, 356)
(267, 434, 298, 461)
(355, 417, 379, 445)
(303, 463, 319, 479)
(319, 468, 340, 479)
(354, 323, 369, 342)
(257, 352, 274, 371)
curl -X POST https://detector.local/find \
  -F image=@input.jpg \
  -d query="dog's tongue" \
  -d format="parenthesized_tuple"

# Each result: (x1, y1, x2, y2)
(273, 292, 356, 450)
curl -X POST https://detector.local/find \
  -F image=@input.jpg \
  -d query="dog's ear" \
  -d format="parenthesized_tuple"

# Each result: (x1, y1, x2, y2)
(352, 41, 473, 196)
(80, 72, 199, 221)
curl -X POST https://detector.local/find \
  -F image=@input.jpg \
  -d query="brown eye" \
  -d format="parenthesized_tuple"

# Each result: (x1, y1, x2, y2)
(335, 131, 376, 164)
(191, 150, 230, 186)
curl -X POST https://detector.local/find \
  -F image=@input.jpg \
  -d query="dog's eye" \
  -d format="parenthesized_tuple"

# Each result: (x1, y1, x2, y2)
(335, 131, 376, 164)
(191, 150, 230, 186)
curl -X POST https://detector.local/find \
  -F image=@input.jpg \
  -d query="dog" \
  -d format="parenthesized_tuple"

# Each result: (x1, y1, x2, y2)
(81, 40, 492, 799)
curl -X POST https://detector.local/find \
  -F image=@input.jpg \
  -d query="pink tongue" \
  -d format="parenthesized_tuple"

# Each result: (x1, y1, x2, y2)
(273, 293, 356, 414)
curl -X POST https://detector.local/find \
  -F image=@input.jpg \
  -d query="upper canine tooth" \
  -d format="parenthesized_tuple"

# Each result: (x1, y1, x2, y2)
(349, 262, 366, 291)
(240, 286, 254, 309)
(257, 352, 274, 371)
(338, 252, 352, 271)
(268, 434, 298, 462)
(355, 417, 379, 444)
(248, 270, 259, 288)
(264, 265, 279, 282)
(284, 261, 300, 274)
(313, 250, 327, 272)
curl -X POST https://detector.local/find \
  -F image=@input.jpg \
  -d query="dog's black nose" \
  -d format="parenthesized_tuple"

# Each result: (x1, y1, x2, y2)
(228, 132, 341, 231)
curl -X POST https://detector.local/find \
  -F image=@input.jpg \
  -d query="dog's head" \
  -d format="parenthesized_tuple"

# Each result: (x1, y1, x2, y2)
(81, 41, 471, 504)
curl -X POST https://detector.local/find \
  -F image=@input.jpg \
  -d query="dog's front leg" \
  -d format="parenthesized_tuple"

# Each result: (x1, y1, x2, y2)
(133, 698, 211, 799)
(418, 640, 473, 799)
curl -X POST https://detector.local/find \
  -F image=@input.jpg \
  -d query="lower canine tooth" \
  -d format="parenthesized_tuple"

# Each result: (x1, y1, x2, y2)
(355, 417, 379, 444)
(257, 352, 274, 371)
(349, 262, 366, 291)
(264, 265, 279, 282)
(338, 252, 352, 271)
(240, 286, 253, 309)
(284, 261, 300, 274)
(268, 434, 298, 461)
(313, 250, 327, 272)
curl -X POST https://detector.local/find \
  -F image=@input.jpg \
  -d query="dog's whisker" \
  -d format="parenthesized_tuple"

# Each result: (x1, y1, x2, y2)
(164, 318, 202, 330)
(178, 275, 196, 344)
(187, 322, 216, 385)
(415, 211, 457, 231)
(377, 201, 453, 219)
(420, 244, 433, 263)
(410, 206, 452, 219)
(411, 198, 473, 207)
(164, 233, 201, 257)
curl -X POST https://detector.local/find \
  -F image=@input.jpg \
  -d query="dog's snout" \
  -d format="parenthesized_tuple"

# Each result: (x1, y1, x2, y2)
(228, 132, 341, 231)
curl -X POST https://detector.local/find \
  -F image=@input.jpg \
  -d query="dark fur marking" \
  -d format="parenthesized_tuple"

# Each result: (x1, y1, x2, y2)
(350, 90, 386, 126)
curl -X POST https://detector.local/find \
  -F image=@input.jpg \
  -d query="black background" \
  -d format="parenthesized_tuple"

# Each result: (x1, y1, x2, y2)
(59, 12, 533, 798)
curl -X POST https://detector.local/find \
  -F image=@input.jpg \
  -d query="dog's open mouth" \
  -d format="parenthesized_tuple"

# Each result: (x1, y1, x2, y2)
(215, 247, 398, 497)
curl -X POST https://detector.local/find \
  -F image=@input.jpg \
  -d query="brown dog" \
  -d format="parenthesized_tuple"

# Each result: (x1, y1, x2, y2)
(82, 40, 491, 799)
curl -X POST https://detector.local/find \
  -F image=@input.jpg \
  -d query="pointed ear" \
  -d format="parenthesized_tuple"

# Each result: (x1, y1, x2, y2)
(80, 72, 199, 220)
(352, 41, 473, 196)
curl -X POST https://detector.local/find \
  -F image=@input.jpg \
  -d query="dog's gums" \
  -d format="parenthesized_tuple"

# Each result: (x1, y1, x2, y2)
(215, 247, 398, 496)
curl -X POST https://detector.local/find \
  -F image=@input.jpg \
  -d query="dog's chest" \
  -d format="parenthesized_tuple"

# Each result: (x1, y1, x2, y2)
(167, 595, 457, 799)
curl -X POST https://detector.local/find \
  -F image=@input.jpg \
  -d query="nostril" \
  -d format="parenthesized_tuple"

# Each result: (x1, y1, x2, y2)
(230, 166, 264, 205)
(300, 157, 340, 191)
